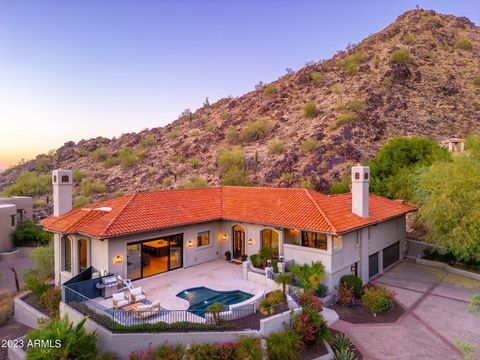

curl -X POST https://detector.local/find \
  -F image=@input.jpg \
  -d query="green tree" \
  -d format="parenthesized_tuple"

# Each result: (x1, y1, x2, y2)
(465, 133, 480, 158)
(3, 172, 51, 197)
(179, 176, 209, 189)
(330, 176, 351, 194)
(13, 221, 52, 246)
(415, 156, 480, 261)
(26, 316, 97, 360)
(290, 262, 325, 292)
(275, 272, 292, 295)
(217, 147, 251, 186)
(369, 137, 450, 199)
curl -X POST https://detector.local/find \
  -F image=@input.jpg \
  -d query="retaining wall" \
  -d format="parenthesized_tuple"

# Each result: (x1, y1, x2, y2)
(14, 292, 48, 329)
(416, 258, 480, 281)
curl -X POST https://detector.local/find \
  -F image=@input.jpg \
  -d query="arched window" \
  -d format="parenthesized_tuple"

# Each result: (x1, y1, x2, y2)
(261, 229, 279, 252)
(63, 237, 72, 272)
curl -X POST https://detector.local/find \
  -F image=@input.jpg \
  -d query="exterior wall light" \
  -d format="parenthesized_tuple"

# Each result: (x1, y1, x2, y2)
(222, 233, 227, 241)
(248, 238, 254, 245)
(187, 240, 194, 247)
(114, 255, 122, 264)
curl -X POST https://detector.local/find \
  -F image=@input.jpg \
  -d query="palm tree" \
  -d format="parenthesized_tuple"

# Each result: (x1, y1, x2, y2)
(275, 272, 292, 295)
(291, 261, 325, 292)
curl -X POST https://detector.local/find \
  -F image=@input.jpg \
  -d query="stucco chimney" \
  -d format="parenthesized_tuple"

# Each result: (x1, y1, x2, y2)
(52, 169, 72, 216)
(351, 165, 369, 218)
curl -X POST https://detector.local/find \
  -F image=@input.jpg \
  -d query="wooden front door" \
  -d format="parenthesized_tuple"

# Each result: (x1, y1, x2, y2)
(232, 226, 245, 260)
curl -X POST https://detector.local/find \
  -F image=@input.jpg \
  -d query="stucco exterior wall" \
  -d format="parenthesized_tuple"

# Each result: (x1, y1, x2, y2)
(0, 196, 33, 222)
(0, 204, 16, 252)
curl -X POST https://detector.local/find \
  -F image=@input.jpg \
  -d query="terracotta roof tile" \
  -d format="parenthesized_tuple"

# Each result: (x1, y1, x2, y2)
(40, 186, 416, 238)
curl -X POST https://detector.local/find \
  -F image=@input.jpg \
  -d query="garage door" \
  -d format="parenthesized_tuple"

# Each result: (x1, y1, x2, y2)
(383, 241, 400, 270)
(369, 252, 379, 278)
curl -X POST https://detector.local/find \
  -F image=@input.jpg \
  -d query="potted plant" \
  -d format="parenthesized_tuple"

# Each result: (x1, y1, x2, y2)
(224, 250, 231, 261)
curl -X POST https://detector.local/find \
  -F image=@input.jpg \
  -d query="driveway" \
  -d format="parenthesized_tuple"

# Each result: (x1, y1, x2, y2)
(0, 248, 34, 292)
(331, 260, 480, 360)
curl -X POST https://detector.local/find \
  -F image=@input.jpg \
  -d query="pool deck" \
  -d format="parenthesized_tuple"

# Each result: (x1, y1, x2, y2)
(93, 259, 270, 311)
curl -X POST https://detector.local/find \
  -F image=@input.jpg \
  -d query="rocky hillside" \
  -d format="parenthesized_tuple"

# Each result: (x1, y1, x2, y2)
(1, 9, 479, 214)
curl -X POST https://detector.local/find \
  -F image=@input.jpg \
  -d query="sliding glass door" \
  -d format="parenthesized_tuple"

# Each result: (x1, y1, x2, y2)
(127, 234, 183, 280)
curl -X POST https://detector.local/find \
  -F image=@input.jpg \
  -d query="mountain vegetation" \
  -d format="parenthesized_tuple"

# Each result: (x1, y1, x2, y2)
(1, 10, 479, 218)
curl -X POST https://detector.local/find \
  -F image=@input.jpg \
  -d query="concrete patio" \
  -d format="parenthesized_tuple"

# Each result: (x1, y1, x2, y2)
(332, 259, 480, 360)
(95, 259, 270, 311)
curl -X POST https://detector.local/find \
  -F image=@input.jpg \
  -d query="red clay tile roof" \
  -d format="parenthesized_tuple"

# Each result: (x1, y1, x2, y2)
(39, 186, 416, 238)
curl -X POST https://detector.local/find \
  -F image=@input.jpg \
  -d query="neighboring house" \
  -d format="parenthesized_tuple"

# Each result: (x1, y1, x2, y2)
(441, 137, 465, 153)
(0, 196, 33, 252)
(41, 167, 416, 291)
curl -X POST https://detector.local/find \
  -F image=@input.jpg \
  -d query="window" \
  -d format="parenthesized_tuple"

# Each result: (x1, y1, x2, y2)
(10, 215, 15, 227)
(16, 209, 23, 223)
(301, 231, 327, 250)
(261, 229, 279, 251)
(61, 175, 69, 183)
(64, 237, 72, 272)
(197, 231, 210, 247)
(333, 235, 342, 250)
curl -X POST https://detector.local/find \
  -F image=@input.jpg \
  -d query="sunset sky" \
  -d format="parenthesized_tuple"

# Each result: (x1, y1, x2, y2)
(1, 0, 478, 169)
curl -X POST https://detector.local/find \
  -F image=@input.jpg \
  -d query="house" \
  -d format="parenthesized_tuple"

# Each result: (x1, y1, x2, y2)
(441, 137, 465, 153)
(0, 196, 33, 252)
(41, 167, 416, 291)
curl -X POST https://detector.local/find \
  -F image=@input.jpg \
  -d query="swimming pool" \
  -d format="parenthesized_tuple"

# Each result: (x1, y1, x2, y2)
(176, 286, 253, 317)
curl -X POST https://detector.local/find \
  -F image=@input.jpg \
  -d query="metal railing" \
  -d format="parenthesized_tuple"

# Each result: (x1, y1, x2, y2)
(63, 284, 298, 333)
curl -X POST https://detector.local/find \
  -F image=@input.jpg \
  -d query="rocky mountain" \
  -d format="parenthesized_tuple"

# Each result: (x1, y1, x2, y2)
(1, 9, 479, 214)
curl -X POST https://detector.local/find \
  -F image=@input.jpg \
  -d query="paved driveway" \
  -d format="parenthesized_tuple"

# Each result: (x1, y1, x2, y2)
(331, 260, 480, 360)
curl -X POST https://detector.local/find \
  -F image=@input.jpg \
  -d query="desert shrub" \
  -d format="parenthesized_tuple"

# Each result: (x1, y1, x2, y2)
(330, 83, 342, 93)
(241, 119, 272, 141)
(26, 316, 97, 360)
(40, 286, 61, 317)
(2, 171, 51, 197)
(221, 166, 251, 186)
(473, 76, 480, 87)
(403, 34, 417, 45)
(179, 176, 209, 189)
(236, 336, 262, 360)
(150, 343, 185, 360)
(300, 177, 314, 189)
(330, 176, 351, 194)
(266, 331, 301, 360)
(72, 169, 86, 182)
(104, 156, 120, 168)
(303, 102, 319, 118)
(14, 221, 52, 246)
(455, 39, 473, 51)
(259, 290, 286, 315)
(299, 290, 322, 312)
(0, 290, 14, 326)
(74, 195, 91, 208)
(190, 157, 201, 169)
(139, 134, 156, 148)
(178, 108, 193, 122)
(118, 147, 144, 168)
(332, 112, 359, 129)
(263, 84, 278, 96)
(291, 309, 329, 345)
(310, 71, 323, 83)
(80, 180, 106, 196)
(189, 129, 200, 137)
(217, 147, 251, 185)
(362, 286, 395, 315)
(225, 126, 239, 144)
(300, 138, 320, 153)
(185, 342, 235, 360)
(280, 172, 295, 182)
(333, 348, 357, 360)
(345, 99, 364, 112)
(162, 176, 174, 187)
(92, 147, 109, 161)
(167, 154, 185, 163)
(314, 284, 328, 298)
(24, 270, 50, 299)
(337, 283, 355, 307)
(332, 333, 353, 353)
(340, 275, 363, 298)
(33, 199, 47, 209)
(35, 157, 50, 172)
(382, 76, 392, 88)
(165, 130, 179, 139)
(340, 51, 366, 76)
(390, 49, 412, 64)
(267, 139, 286, 155)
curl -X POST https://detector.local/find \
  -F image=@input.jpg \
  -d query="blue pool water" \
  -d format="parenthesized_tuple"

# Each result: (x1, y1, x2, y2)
(176, 286, 253, 317)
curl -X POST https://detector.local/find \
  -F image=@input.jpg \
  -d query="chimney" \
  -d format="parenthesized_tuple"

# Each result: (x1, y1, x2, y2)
(52, 169, 72, 216)
(351, 165, 369, 218)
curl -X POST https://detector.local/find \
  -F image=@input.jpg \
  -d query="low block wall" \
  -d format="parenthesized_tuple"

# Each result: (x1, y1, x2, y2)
(416, 258, 480, 281)
(406, 239, 432, 258)
(14, 292, 48, 329)
(259, 307, 301, 336)
(7, 336, 27, 360)
(61, 302, 260, 360)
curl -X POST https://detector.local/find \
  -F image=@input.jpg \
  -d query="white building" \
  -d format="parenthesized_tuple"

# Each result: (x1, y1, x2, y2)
(41, 167, 416, 291)
(0, 196, 33, 251)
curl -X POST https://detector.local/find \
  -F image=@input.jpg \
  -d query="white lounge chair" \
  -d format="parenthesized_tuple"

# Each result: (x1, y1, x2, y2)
(117, 275, 133, 290)
(130, 287, 147, 303)
(112, 292, 129, 309)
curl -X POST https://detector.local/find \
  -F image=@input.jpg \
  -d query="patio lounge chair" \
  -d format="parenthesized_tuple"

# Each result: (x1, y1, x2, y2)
(130, 287, 147, 302)
(132, 300, 161, 319)
(117, 275, 133, 290)
(112, 292, 129, 309)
